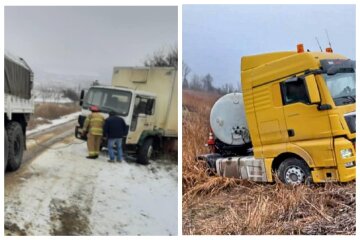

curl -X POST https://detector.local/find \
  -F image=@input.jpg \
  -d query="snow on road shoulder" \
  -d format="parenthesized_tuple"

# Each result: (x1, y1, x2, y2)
(91, 159, 178, 235)
(5, 136, 178, 236)
(27, 112, 80, 136)
(34, 97, 73, 104)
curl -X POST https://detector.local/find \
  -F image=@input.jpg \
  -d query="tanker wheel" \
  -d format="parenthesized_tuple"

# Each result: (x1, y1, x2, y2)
(277, 158, 311, 185)
(5, 128, 9, 171)
(137, 138, 153, 165)
(6, 122, 24, 171)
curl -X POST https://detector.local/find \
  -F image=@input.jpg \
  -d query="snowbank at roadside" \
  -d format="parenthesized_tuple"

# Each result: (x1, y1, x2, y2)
(27, 112, 80, 136)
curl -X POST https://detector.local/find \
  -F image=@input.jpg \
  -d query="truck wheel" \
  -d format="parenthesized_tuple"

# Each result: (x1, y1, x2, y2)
(277, 158, 311, 185)
(6, 122, 24, 171)
(137, 138, 153, 165)
(5, 128, 9, 171)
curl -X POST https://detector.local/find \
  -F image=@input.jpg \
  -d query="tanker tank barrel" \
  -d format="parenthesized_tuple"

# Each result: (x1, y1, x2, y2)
(210, 93, 251, 147)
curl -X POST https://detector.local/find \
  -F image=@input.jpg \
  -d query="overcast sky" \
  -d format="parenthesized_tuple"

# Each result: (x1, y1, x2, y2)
(183, 4, 356, 87)
(5, 6, 177, 83)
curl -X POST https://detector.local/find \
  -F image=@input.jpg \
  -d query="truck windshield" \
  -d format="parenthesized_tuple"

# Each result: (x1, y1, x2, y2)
(83, 88, 132, 116)
(322, 72, 356, 106)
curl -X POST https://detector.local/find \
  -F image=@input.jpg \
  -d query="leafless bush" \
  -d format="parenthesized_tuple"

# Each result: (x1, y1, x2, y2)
(62, 88, 79, 102)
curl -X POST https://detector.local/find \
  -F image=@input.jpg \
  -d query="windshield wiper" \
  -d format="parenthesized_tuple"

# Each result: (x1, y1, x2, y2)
(333, 96, 356, 104)
(348, 95, 356, 102)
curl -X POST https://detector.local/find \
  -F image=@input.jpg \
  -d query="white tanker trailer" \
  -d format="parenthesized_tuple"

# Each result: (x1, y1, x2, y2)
(210, 93, 251, 147)
(197, 93, 267, 182)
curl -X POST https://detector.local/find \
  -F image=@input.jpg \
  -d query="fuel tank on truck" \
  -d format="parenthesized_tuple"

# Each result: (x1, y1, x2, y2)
(210, 93, 251, 146)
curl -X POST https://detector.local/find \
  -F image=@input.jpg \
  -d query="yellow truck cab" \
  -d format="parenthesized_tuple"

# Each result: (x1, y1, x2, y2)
(241, 47, 355, 183)
(199, 45, 355, 184)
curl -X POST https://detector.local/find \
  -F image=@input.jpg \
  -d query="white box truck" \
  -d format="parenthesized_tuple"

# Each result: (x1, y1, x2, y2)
(75, 67, 178, 164)
(4, 52, 34, 171)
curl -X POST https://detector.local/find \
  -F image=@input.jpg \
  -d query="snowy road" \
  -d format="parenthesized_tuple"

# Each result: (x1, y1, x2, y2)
(5, 134, 178, 236)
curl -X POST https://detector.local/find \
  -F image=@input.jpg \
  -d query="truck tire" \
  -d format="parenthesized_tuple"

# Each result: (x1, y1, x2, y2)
(6, 122, 24, 171)
(277, 158, 311, 185)
(137, 138, 153, 165)
(5, 128, 9, 171)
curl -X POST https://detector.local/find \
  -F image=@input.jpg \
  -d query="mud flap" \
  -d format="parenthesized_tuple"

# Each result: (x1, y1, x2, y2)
(196, 153, 222, 171)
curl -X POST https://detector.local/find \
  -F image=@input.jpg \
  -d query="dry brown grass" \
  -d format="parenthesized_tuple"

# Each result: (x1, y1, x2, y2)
(28, 103, 80, 130)
(182, 90, 356, 235)
(27, 118, 51, 130)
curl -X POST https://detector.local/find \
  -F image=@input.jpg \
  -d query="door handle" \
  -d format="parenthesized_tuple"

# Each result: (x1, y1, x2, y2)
(287, 129, 295, 137)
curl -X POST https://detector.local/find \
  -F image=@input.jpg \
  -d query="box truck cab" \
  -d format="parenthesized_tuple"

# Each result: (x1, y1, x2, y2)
(75, 67, 177, 164)
(199, 46, 355, 184)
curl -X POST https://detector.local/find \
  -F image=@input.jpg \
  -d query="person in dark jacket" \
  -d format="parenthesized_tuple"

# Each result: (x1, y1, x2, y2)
(103, 111, 128, 162)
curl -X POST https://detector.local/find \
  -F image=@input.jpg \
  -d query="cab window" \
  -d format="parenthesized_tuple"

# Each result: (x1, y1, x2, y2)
(281, 78, 309, 105)
(133, 96, 155, 115)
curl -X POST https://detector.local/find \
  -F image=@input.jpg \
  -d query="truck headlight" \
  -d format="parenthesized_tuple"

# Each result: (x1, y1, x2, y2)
(340, 149, 353, 159)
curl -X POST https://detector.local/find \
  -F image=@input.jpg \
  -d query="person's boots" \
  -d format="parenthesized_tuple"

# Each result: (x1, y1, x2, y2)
(86, 155, 96, 159)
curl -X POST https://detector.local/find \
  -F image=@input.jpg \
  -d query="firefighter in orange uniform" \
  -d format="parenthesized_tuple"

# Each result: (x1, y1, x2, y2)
(82, 105, 105, 159)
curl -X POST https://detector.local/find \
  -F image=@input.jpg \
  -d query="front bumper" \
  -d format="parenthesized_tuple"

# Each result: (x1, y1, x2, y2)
(312, 138, 356, 182)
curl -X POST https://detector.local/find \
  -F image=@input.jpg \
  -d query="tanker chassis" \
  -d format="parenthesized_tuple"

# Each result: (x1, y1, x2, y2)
(198, 45, 356, 184)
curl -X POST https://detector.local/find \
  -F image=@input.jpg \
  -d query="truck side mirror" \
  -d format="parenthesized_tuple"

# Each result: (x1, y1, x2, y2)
(305, 75, 321, 104)
(79, 90, 85, 106)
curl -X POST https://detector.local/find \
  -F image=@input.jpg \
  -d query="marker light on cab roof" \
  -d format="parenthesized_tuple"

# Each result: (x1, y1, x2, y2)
(297, 43, 304, 53)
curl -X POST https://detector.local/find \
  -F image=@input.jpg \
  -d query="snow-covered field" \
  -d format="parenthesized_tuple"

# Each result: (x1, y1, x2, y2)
(5, 136, 178, 236)
(34, 96, 73, 103)
(33, 89, 73, 104)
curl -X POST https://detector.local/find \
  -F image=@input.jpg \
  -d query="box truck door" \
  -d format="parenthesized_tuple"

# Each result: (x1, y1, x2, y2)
(128, 95, 155, 144)
(281, 76, 335, 167)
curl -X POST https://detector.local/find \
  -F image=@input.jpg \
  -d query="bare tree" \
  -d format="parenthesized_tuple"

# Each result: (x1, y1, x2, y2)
(183, 77, 189, 89)
(201, 74, 214, 92)
(219, 83, 235, 94)
(236, 81, 241, 92)
(92, 80, 100, 86)
(166, 46, 178, 69)
(182, 62, 191, 89)
(189, 74, 202, 91)
(144, 45, 178, 69)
